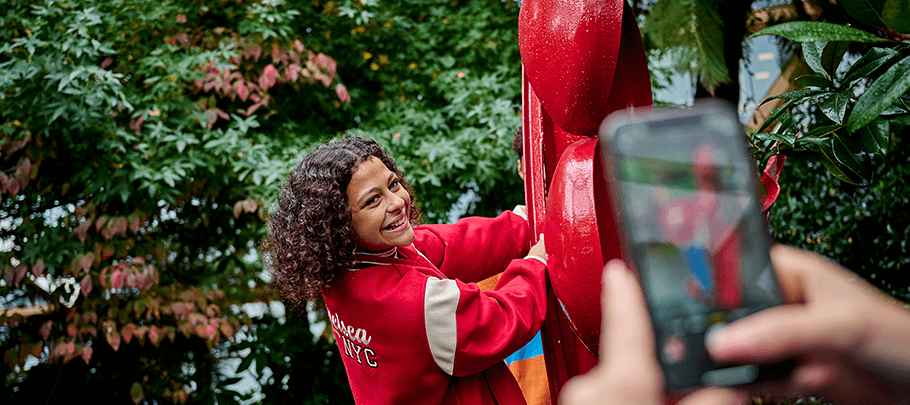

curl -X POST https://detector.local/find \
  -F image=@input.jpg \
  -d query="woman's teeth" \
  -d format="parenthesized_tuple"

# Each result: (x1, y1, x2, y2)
(384, 218, 405, 231)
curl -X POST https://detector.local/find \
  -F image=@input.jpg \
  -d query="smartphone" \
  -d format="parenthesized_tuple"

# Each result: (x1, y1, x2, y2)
(598, 100, 793, 392)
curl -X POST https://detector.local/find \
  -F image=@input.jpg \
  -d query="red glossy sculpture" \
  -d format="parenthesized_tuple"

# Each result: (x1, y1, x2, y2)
(518, 0, 653, 401)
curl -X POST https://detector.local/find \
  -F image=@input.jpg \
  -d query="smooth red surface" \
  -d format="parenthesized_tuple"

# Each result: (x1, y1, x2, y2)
(519, 0, 654, 402)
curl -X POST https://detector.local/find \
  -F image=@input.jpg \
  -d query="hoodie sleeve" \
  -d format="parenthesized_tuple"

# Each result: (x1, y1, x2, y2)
(412, 210, 532, 283)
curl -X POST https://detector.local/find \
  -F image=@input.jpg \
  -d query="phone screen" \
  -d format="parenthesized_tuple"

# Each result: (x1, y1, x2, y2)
(602, 104, 791, 390)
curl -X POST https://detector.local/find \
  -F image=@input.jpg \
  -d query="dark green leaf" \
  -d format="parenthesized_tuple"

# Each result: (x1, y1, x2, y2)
(236, 354, 254, 373)
(842, 47, 901, 86)
(804, 124, 842, 137)
(796, 74, 833, 88)
(882, 0, 910, 35)
(754, 132, 796, 147)
(760, 87, 829, 106)
(750, 21, 888, 43)
(802, 41, 827, 77)
(847, 53, 910, 132)
(821, 41, 850, 79)
(840, 0, 889, 30)
(833, 134, 870, 181)
(757, 99, 797, 133)
(861, 118, 890, 155)
(818, 140, 862, 185)
(819, 89, 852, 125)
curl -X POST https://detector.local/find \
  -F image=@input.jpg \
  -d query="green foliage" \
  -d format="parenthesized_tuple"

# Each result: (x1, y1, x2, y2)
(1, 0, 528, 403)
(749, 20, 909, 187)
(640, 0, 731, 94)
(753, 0, 910, 302)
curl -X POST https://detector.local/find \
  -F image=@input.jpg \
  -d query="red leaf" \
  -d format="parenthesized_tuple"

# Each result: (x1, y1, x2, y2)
(95, 215, 109, 232)
(80, 274, 92, 298)
(271, 45, 281, 62)
(102, 244, 115, 260)
(81, 345, 93, 364)
(121, 324, 137, 344)
(75, 219, 91, 243)
(16, 157, 31, 180)
(111, 270, 124, 290)
(176, 14, 186, 23)
(335, 84, 351, 103)
(175, 33, 188, 45)
(0, 171, 9, 192)
(107, 330, 121, 351)
(294, 39, 304, 53)
(235, 81, 249, 101)
(149, 326, 162, 347)
(80, 253, 95, 273)
(32, 259, 45, 277)
(114, 216, 128, 237)
(132, 257, 146, 266)
(220, 322, 234, 337)
(40, 320, 53, 340)
(7, 178, 19, 196)
(249, 45, 262, 60)
(12, 265, 27, 287)
(67, 323, 77, 337)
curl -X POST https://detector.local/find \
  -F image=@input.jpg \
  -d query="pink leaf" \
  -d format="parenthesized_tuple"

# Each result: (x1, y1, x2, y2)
(235, 81, 249, 101)
(132, 257, 146, 266)
(94, 215, 109, 232)
(260, 64, 278, 90)
(12, 265, 27, 287)
(7, 178, 19, 196)
(100, 57, 113, 69)
(294, 39, 304, 53)
(176, 14, 186, 23)
(122, 324, 137, 344)
(335, 84, 351, 103)
(249, 45, 262, 60)
(111, 270, 124, 290)
(80, 253, 94, 273)
(271, 45, 281, 62)
(81, 345, 93, 364)
(80, 274, 92, 298)
(75, 220, 91, 243)
(40, 320, 53, 340)
(32, 259, 45, 278)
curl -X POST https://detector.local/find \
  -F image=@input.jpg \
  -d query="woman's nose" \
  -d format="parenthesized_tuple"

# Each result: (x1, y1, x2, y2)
(387, 192, 405, 212)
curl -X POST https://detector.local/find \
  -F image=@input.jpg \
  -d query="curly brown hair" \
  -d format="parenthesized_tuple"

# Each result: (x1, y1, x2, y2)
(265, 137, 420, 310)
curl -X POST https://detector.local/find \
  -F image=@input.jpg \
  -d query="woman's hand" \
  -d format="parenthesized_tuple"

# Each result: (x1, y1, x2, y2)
(526, 234, 547, 263)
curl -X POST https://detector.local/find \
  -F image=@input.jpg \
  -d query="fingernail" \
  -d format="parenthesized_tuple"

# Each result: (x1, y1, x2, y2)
(705, 324, 729, 353)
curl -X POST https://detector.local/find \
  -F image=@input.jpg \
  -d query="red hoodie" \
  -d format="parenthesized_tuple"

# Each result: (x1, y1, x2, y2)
(322, 211, 548, 404)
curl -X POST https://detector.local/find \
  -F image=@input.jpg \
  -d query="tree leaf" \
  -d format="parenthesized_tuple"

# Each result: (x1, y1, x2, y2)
(802, 41, 827, 77)
(760, 87, 829, 106)
(847, 53, 910, 133)
(751, 21, 888, 43)
(840, 0, 889, 30)
(882, 0, 910, 34)
(821, 41, 850, 79)
(130, 382, 144, 405)
(819, 89, 852, 125)
(796, 74, 833, 88)
(842, 46, 901, 86)
(754, 132, 796, 147)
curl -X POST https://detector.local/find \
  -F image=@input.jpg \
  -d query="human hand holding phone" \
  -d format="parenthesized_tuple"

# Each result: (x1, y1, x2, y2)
(559, 246, 910, 405)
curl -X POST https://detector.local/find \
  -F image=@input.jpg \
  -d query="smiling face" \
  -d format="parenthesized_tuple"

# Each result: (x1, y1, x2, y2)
(347, 156, 415, 251)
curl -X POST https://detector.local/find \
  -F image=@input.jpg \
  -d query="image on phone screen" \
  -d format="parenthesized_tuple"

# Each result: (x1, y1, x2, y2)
(601, 104, 792, 390)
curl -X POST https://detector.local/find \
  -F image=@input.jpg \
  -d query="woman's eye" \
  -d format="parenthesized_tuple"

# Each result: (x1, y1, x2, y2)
(366, 196, 379, 206)
(390, 179, 400, 189)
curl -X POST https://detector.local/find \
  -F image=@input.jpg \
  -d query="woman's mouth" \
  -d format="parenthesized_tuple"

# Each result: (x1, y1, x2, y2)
(383, 217, 406, 231)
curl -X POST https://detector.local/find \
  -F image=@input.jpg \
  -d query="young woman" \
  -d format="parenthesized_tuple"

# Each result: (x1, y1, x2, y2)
(266, 137, 548, 404)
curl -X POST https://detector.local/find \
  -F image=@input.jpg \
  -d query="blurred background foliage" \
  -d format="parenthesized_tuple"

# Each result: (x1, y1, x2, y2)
(0, 0, 907, 404)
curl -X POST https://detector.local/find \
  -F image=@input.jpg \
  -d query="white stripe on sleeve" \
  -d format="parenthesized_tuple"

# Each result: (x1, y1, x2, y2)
(424, 277, 459, 375)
